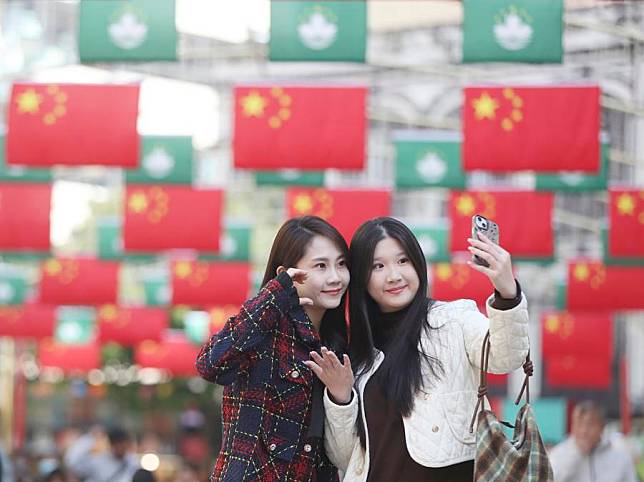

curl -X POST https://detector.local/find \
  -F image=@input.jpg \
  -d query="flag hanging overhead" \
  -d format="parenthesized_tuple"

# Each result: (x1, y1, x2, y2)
(135, 331, 200, 376)
(567, 261, 644, 310)
(125, 136, 193, 185)
(0, 183, 51, 252)
(7, 83, 139, 167)
(269, 0, 366, 62)
(0, 305, 56, 340)
(79, 0, 177, 62)
(463, 86, 600, 172)
(97, 305, 168, 346)
(0, 136, 52, 183)
(255, 169, 325, 187)
(608, 190, 644, 259)
(123, 186, 223, 252)
(286, 188, 391, 241)
(541, 311, 613, 359)
(462, 0, 563, 63)
(38, 339, 101, 373)
(171, 261, 250, 306)
(233, 86, 366, 170)
(38, 258, 119, 305)
(410, 225, 451, 263)
(430, 262, 492, 307)
(394, 131, 465, 189)
(449, 190, 554, 259)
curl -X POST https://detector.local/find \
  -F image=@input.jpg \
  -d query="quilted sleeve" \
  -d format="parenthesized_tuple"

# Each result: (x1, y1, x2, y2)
(457, 294, 529, 374)
(195, 271, 298, 385)
(323, 387, 360, 472)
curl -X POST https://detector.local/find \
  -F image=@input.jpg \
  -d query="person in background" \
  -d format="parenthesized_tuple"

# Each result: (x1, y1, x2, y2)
(132, 468, 156, 482)
(64, 426, 140, 482)
(549, 400, 637, 482)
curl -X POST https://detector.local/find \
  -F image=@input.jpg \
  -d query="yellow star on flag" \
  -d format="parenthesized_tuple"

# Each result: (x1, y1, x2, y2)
(128, 192, 149, 213)
(174, 261, 193, 279)
(616, 193, 635, 216)
(455, 194, 476, 217)
(99, 305, 118, 320)
(16, 89, 43, 114)
(293, 194, 314, 214)
(544, 315, 560, 334)
(241, 90, 268, 118)
(472, 92, 499, 120)
(44, 259, 62, 276)
(435, 263, 453, 281)
(573, 263, 590, 282)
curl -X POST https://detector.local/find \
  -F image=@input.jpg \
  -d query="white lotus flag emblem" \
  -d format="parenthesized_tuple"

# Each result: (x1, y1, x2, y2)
(109, 11, 148, 50)
(221, 234, 238, 257)
(143, 147, 175, 179)
(0, 281, 14, 302)
(493, 7, 533, 51)
(297, 8, 338, 50)
(416, 152, 447, 183)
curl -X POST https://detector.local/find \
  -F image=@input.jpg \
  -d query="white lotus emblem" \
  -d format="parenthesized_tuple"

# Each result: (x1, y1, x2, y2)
(57, 322, 82, 343)
(221, 234, 238, 257)
(416, 152, 447, 183)
(298, 11, 338, 50)
(143, 147, 175, 179)
(417, 235, 438, 258)
(558, 173, 585, 186)
(494, 10, 533, 51)
(108, 11, 148, 50)
(0, 281, 15, 302)
(279, 169, 302, 181)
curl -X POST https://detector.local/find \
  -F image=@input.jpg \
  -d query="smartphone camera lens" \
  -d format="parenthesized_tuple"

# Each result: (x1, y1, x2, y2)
(475, 216, 488, 230)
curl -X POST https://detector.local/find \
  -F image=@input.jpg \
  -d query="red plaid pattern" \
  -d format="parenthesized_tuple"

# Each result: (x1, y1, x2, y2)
(196, 272, 339, 482)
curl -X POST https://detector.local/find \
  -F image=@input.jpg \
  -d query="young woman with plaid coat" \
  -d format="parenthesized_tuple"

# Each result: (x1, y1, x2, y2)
(305, 217, 530, 481)
(196, 216, 349, 482)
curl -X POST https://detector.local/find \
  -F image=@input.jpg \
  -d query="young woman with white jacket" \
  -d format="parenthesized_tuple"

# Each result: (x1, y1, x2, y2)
(304, 217, 530, 481)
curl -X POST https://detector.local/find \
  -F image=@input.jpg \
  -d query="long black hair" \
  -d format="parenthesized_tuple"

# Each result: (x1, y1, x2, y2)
(349, 217, 443, 418)
(261, 216, 349, 355)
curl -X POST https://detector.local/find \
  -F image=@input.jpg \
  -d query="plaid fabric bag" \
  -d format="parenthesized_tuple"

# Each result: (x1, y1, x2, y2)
(469, 332, 554, 482)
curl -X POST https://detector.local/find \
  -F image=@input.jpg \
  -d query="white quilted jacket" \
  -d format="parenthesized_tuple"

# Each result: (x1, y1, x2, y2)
(323, 294, 530, 480)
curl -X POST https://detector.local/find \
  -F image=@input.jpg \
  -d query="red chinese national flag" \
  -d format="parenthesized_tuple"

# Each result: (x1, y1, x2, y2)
(541, 311, 613, 358)
(38, 339, 101, 373)
(286, 188, 391, 241)
(7, 83, 139, 167)
(0, 183, 51, 251)
(171, 261, 250, 305)
(545, 355, 611, 389)
(0, 305, 56, 340)
(135, 331, 199, 376)
(39, 258, 119, 305)
(233, 86, 366, 170)
(123, 186, 223, 252)
(449, 191, 553, 258)
(463, 86, 600, 172)
(430, 262, 491, 307)
(567, 261, 644, 310)
(608, 190, 644, 258)
(97, 305, 168, 346)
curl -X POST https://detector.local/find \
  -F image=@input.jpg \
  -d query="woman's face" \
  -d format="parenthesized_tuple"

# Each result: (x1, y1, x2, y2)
(367, 236, 419, 313)
(294, 235, 349, 311)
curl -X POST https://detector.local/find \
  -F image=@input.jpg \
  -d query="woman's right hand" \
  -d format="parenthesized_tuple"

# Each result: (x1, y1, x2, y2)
(278, 266, 313, 306)
(304, 347, 354, 404)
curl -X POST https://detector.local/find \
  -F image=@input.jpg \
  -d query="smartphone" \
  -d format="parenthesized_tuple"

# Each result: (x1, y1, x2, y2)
(471, 214, 499, 268)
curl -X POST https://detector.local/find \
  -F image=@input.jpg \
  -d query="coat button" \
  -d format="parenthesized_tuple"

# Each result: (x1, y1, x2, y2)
(290, 370, 300, 378)
(303, 444, 312, 452)
(432, 425, 439, 433)
(269, 443, 277, 451)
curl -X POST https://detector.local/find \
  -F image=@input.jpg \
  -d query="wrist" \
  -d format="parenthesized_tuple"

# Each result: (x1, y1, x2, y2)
(329, 389, 352, 405)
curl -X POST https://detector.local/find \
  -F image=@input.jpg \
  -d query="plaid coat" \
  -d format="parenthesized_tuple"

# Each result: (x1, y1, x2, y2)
(196, 272, 339, 482)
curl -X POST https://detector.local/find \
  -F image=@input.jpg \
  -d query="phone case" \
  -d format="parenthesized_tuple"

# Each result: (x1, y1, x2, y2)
(471, 215, 499, 268)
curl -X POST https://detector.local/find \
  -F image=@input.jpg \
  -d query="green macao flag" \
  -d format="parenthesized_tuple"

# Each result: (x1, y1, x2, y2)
(255, 169, 325, 187)
(55, 307, 95, 344)
(462, 0, 563, 63)
(0, 135, 52, 182)
(0, 273, 28, 304)
(126, 136, 193, 185)
(184, 310, 210, 345)
(79, 0, 177, 62)
(97, 218, 123, 260)
(535, 138, 609, 192)
(394, 132, 465, 189)
(142, 276, 170, 306)
(269, 1, 366, 62)
(601, 226, 644, 266)
(410, 225, 450, 263)
(202, 225, 252, 262)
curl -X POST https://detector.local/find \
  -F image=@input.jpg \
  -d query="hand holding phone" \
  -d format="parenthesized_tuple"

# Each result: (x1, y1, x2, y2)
(471, 215, 499, 268)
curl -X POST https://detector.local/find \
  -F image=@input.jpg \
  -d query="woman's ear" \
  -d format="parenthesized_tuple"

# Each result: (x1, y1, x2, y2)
(276, 266, 286, 275)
